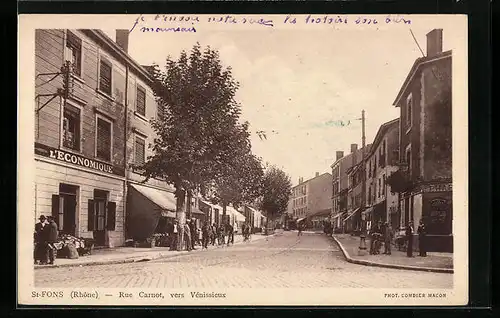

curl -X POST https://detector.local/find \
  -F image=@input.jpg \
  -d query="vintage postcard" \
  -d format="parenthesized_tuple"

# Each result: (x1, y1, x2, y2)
(18, 14, 468, 306)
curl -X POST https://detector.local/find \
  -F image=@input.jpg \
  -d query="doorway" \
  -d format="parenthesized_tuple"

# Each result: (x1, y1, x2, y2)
(57, 183, 78, 236)
(93, 189, 108, 246)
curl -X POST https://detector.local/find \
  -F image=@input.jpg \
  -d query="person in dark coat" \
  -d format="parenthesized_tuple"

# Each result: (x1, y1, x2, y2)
(369, 221, 380, 255)
(417, 220, 427, 257)
(406, 222, 414, 257)
(210, 224, 217, 246)
(42, 216, 59, 265)
(383, 222, 394, 255)
(34, 215, 47, 264)
(187, 220, 196, 250)
(226, 223, 234, 246)
(202, 222, 210, 249)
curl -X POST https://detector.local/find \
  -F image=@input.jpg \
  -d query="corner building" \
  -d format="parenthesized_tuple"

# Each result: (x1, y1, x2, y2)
(34, 29, 174, 248)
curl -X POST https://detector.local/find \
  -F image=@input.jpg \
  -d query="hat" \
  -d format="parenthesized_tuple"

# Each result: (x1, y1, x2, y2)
(39, 215, 46, 220)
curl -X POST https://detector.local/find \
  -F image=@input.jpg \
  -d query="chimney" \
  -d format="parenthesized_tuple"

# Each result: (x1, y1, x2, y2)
(350, 143, 358, 153)
(116, 29, 129, 53)
(426, 29, 443, 57)
(315, 172, 320, 177)
(336, 151, 344, 161)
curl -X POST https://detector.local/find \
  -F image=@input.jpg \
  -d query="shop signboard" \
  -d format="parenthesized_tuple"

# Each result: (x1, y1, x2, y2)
(35, 142, 125, 176)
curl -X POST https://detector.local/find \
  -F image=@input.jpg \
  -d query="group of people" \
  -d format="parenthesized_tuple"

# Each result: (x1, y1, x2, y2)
(405, 220, 428, 258)
(34, 215, 59, 265)
(167, 219, 245, 251)
(368, 219, 428, 257)
(368, 221, 394, 255)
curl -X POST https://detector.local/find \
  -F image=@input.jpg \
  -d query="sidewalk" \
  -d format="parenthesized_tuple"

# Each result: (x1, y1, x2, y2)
(35, 233, 273, 270)
(332, 234, 453, 274)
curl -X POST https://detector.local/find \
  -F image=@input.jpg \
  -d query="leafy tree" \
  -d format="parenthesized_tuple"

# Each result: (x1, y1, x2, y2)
(258, 166, 292, 229)
(208, 136, 264, 219)
(139, 43, 244, 247)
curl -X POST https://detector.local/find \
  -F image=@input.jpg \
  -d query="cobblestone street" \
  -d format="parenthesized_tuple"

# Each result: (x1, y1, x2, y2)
(35, 231, 453, 288)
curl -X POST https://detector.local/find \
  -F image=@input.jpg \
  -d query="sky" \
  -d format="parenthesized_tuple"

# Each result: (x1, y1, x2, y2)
(102, 16, 458, 186)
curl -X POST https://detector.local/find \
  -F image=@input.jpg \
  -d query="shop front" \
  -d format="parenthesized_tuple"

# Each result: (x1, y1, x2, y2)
(343, 207, 361, 233)
(126, 183, 177, 242)
(35, 143, 126, 248)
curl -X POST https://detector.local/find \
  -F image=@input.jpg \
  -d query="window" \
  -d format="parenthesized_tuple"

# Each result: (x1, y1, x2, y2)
(62, 103, 81, 151)
(136, 85, 146, 116)
(135, 136, 146, 164)
(66, 31, 82, 77)
(406, 94, 413, 127)
(99, 59, 112, 96)
(406, 146, 412, 177)
(96, 116, 112, 161)
(368, 161, 372, 178)
(383, 175, 386, 195)
(378, 178, 381, 198)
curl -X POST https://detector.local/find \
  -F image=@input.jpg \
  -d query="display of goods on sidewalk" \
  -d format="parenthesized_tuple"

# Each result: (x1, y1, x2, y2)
(53, 234, 94, 257)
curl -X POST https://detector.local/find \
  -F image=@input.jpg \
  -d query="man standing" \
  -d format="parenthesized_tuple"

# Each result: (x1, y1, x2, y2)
(43, 216, 59, 265)
(188, 220, 197, 250)
(202, 222, 210, 249)
(170, 220, 179, 251)
(369, 221, 380, 255)
(417, 220, 427, 257)
(211, 224, 217, 246)
(34, 215, 47, 264)
(226, 222, 234, 246)
(406, 222, 414, 257)
(297, 222, 303, 236)
(383, 222, 394, 255)
(183, 221, 192, 251)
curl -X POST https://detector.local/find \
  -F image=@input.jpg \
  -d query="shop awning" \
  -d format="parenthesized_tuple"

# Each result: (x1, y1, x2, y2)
(227, 206, 246, 222)
(343, 208, 361, 222)
(130, 183, 176, 218)
(297, 217, 305, 223)
(332, 214, 342, 220)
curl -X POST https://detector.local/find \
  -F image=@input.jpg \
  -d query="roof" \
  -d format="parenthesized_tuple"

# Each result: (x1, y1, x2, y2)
(366, 118, 399, 157)
(294, 172, 332, 188)
(393, 50, 452, 106)
(82, 30, 154, 85)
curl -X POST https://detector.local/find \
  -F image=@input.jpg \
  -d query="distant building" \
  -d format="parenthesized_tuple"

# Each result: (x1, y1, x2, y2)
(364, 118, 400, 229)
(344, 144, 371, 233)
(289, 172, 332, 228)
(392, 29, 452, 252)
(330, 143, 368, 231)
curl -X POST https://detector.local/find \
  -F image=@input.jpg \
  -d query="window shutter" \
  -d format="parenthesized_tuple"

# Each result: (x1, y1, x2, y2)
(88, 199, 95, 231)
(96, 118, 111, 161)
(107, 201, 116, 231)
(51, 194, 60, 221)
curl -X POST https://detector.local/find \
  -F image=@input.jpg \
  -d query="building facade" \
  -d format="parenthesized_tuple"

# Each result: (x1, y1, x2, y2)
(331, 144, 365, 231)
(392, 29, 453, 252)
(290, 172, 332, 227)
(364, 118, 400, 230)
(34, 29, 176, 247)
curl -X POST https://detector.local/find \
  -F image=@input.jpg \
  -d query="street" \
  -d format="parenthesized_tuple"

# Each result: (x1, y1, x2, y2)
(35, 231, 452, 288)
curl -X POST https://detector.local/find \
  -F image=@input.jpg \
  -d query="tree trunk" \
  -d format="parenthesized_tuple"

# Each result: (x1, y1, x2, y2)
(186, 190, 192, 221)
(175, 187, 186, 251)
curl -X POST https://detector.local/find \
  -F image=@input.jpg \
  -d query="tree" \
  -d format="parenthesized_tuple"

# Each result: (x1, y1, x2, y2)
(258, 166, 292, 231)
(139, 43, 245, 249)
(209, 140, 264, 220)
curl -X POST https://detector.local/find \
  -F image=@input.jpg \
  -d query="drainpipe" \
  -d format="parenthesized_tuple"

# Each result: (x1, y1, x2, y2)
(123, 64, 129, 245)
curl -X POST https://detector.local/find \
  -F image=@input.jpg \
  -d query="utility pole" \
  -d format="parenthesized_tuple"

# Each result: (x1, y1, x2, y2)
(358, 110, 367, 255)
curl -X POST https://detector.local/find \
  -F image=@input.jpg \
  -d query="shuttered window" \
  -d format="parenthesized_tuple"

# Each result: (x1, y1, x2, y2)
(107, 202, 116, 231)
(136, 86, 146, 116)
(135, 136, 145, 164)
(96, 117, 112, 161)
(88, 199, 95, 231)
(99, 59, 112, 96)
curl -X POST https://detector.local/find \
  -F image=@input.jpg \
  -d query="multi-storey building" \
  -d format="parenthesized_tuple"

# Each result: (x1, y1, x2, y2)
(290, 172, 332, 227)
(330, 144, 368, 231)
(343, 144, 371, 232)
(391, 29, 453, 252)
(364, 118, 400, 229)
(34, 29, 177, 247)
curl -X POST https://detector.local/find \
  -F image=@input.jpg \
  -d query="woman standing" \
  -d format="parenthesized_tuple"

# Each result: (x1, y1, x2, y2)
(417, 220, 427, 257)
